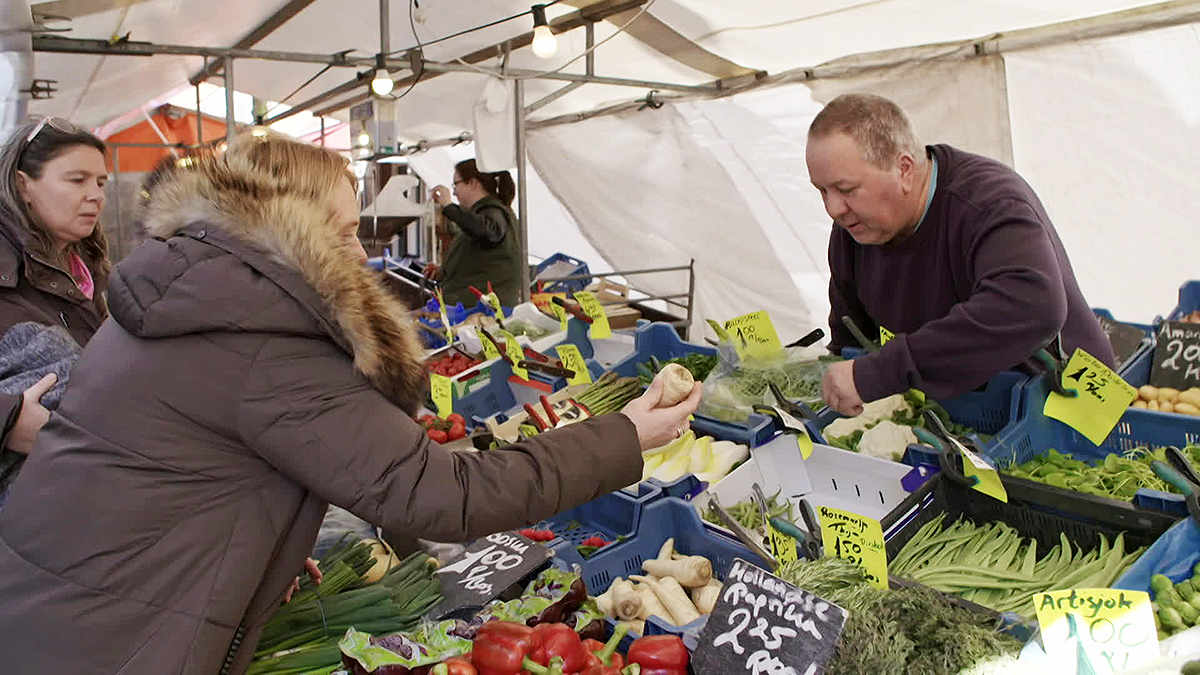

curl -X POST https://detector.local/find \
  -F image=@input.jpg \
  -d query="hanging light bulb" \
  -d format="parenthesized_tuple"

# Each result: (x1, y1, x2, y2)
(371, 71, 394, 96)
(530, 4, 558, 59)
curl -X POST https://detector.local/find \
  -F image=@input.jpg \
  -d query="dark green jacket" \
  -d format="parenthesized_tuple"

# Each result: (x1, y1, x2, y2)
(440, 195, 522, 307)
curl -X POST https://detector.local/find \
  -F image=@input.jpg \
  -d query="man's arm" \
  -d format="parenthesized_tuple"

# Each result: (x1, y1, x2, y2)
(827, 229, 877, 356)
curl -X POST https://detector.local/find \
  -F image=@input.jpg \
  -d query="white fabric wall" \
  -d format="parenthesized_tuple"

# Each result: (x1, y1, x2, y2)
(1005, 23, 1200, 324)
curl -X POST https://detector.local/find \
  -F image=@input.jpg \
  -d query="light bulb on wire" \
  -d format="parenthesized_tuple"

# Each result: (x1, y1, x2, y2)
(371, 72, 394, 96)
(530, 4, 558, 59)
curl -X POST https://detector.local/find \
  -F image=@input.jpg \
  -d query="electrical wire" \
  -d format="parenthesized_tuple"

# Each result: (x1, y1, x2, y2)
(386, 0, 565, 55)
(514, 0, 657, 79)
(264, 63, 335, 117)
(387, 0, 426, 101)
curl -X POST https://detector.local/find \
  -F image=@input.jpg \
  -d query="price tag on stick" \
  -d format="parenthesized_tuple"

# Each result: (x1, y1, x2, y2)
(555, 344, 592, 385)
(724, 311, 783, 358)
(572, 291, 611, 339)
(1033, 588, 1158, 675)
(435, 289, 454, 341)
(430, 531, 553, 620)
(1044, 348, 1137, 445)
(482, 292, 505, 320)
(497, 330, 529, 381)
(430, 373, 453, 419)
(691, 558, 847, 675)
(818, 506, 888, 589)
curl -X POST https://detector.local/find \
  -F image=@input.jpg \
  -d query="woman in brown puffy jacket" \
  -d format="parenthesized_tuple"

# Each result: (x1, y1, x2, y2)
(0, 129, 699, 674)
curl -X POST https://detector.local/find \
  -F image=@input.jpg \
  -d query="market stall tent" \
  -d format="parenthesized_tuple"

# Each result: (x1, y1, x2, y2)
(6, 0, 1200, 338)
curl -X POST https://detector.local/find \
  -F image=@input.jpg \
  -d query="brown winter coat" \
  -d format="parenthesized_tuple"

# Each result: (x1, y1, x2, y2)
(0, 219, 107, 448)
(0, 154, 643, 673)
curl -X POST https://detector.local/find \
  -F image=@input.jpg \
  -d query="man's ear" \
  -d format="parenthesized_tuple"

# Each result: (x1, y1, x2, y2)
(896, 152, 918, 193)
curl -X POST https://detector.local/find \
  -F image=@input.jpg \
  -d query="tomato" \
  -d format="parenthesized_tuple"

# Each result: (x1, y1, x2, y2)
(428, 429, 449, 444)
(447, 421, 467, 441)
(419, 414, 437, 425)
(447, 413, 466, 426)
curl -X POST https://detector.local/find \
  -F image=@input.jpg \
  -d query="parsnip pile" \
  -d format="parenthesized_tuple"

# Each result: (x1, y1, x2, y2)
(592, 538, 722, 635)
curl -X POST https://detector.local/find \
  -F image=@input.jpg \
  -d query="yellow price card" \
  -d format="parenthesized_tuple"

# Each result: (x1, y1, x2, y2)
(573, 291, 611, 339)
(819, 506, 888, 589)
(430, 373, 453, 419)
(435, 289, 453, 341)
(498, 330, 528, 381)
(550, 302, 569, 332)
(1034, 588, 1157, 674)
(482, 292, 505, 320)
(879, 325, 895, 346)
(767, 523, 799, 566)
(555, 345, 592, 385)
(960, 446, 1008, 503)
(1044, 348, 1137, 445)
(723, 311, 783, 358)
(480, 332, 502, 361)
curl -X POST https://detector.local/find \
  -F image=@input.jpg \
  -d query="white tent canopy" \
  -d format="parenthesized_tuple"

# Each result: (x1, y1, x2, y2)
(7, 0, 1200, 336)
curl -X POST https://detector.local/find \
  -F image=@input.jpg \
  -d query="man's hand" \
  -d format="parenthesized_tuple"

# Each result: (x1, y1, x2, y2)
(282, 557, 323, 604)
(6, 373, 57, 456)
(431, 185, 453, 206)
(821, 360, 864, 416)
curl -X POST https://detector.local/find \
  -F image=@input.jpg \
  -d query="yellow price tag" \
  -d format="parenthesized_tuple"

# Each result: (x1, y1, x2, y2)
(819, 505, 888, 589)
(555, 345, 592, 385)
(1044, 348, 1137, 445)
(435, 289, 453, 340)
(768, 524, 798, 565)
(879, 325, 895, 346)
(498, 330, 528, 381)
(550, 302, 569, 332)
(723, 311, 783, 358)
(430, 373, 453, 419)
(482, 292, 505, 320)
(573, 291, 611, 339)
(480, 333, 502, 361)
(960, 446, 1008, 503)
(1033, 588, 1157, 674)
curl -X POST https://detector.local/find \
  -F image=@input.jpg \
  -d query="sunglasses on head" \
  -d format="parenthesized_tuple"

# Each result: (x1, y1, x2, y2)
(25, 116, 81, 144)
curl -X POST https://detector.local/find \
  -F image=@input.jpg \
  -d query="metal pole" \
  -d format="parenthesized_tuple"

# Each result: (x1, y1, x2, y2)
(515, 79, 530, 303)
(686, 259, 695, 340)
(195, 79, 203, 144)
(379, 0, 390, 57)
(224, 56, 236, 141)
(319, 116, 325, 147)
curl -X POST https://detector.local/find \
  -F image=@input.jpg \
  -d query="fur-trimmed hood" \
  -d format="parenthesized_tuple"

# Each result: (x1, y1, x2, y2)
(106, 153, 428, 411)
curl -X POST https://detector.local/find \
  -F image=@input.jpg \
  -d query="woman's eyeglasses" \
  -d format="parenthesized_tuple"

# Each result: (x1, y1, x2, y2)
(24, 116, 80, 145)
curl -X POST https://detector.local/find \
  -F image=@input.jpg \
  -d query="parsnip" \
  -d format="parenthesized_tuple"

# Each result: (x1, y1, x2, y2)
(690, 579, 723, 615)
(631, 579, 676, 625)
(632, 574, 701, 625)
(643, 554, 712, 588)
(594, 578, 642, 620)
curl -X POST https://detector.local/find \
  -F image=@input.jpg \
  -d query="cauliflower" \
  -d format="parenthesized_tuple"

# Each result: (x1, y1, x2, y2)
(823, 393, 913, 438)
(857, 420, 918, 462)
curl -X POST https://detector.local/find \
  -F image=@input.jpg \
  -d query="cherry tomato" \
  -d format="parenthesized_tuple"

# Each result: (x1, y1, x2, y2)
(447, 413, 466, 426)
(428, 429, 449, 444)
(447, 421, 467, 441)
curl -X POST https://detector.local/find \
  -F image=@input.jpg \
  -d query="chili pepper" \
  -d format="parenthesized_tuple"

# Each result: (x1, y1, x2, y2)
(519, 528, 557, 542)
(540, 395, 561, 427)
(523, 404, 549, 432)
(532, 623, 588, 673)
(581, 623, 630, 675)
(472, 621, 549, 675)
(625, 635, 688, 675)
(430, 657, 478, 675)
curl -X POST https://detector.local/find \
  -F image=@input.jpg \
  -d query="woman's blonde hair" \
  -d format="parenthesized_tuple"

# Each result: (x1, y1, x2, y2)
(223, 128, 357, 205)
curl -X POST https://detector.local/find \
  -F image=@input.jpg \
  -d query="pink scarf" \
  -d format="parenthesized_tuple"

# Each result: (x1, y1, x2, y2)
(67, 252, 94, 300)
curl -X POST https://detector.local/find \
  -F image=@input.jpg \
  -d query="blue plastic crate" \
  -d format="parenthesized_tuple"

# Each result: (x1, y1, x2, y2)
(453, 361, 518, 427)
(539, 483, 661, 553)
(535, 253, 592, 294)
(1168, 280, 1200, 321)
(690, 413, 776, 448)
(607, 322, 717, 379)
(982, 375, 1200, 518)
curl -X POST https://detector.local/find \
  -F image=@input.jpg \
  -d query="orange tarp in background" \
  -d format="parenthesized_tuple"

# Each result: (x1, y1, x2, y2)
(103, 105, 231, 173)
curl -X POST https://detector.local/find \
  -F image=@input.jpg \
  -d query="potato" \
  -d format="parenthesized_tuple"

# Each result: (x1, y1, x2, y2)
(1175, 402, 1200, 416)
(1179, 390, 1200, 409)
(1161, 401, 1176, 413)
(1148, 400, 1160, 411)
(1139, 385, 1159, 402)
(1158, 387, 1181, 403)
(654, 363, 695, 407)
(1133, 400, 1148, 409)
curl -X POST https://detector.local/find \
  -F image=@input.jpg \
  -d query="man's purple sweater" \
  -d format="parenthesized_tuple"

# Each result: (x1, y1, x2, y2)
(828, 144, 1115, 402)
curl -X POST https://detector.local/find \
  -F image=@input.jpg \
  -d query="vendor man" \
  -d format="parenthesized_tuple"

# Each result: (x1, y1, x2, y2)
(807, 93, 1115, 416)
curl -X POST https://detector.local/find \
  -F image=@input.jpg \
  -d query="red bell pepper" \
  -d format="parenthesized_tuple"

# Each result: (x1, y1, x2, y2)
(580, 623, 630, 675)
(532, 623, 588, 673)
(430, 657, 478, 675)
(624, 635, 688, 675)
(472, 621, 548, 675)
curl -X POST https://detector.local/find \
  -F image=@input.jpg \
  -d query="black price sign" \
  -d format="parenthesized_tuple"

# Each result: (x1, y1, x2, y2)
(691, 559, 848, 675)
(430, 531, 551, 619)
(1095, 314, 1148, 372)
(1150, 321, 1200, 390)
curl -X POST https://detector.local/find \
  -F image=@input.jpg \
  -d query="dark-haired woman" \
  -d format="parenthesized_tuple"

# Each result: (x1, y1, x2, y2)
(425, 159, 523, 306)
(0, 117, 109, 501)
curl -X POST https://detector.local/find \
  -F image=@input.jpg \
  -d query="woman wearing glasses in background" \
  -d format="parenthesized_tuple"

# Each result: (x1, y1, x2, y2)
(0, 118, 110, 506)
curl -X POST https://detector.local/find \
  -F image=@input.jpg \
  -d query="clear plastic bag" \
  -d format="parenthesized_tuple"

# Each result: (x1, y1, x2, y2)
(696, 334, 840, 423)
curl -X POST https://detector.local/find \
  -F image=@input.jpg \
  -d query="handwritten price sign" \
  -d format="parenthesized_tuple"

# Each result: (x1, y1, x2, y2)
(555, 344, 592, 385)
(431, 531, 551, 619)
(818, 506, 888, 590)
(1151, 321, 1200, 390)
(692, 559, 847, 675)
(724, 311, 783, 359)
(573, 291, 611, 339)
(1044, 348, 1136, 445)
(1034, 588, 1158, 674)
(430, 373, 453, 419)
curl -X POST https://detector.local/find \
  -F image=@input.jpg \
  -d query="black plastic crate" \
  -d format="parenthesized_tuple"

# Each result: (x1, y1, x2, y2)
(881, 465, 1175, 561)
